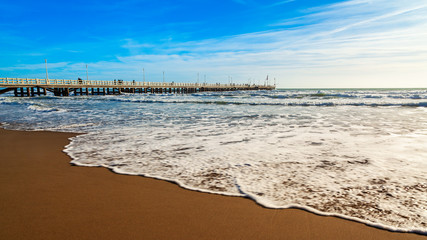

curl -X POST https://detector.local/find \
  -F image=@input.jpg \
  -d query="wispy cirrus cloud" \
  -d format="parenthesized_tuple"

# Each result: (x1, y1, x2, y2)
(121, 0, 427, 87)
(2, 0, 427, 87)
(232, 0, 248, 5)
(267, 0, 295, 8)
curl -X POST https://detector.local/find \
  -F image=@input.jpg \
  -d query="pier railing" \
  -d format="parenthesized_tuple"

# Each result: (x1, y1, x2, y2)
(0, 77, 274, 89)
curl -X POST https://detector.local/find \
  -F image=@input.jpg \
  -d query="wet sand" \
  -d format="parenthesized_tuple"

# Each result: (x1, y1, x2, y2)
(0, 128, 425, 240)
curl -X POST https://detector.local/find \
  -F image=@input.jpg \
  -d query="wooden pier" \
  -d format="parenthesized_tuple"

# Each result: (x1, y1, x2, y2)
(0, 78, 275, 97)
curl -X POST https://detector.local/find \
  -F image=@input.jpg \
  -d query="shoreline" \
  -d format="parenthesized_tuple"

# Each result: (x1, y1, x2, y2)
(67, 138, 426, 235)
(0, 128, 425, 240)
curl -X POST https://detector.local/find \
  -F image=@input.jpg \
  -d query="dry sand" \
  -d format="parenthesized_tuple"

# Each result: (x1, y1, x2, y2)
(0, 128, 425, 240)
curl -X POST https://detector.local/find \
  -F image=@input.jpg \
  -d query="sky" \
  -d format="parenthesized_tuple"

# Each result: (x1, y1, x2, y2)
(0, 0, 426, 88)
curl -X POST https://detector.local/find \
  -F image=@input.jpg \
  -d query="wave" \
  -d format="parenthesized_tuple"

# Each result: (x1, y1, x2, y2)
(27, 104, 67, 113)
(85, 97, 427, 107)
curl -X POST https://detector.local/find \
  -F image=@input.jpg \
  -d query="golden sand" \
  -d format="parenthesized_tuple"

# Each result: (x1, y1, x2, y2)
(0, 128, 425, 240)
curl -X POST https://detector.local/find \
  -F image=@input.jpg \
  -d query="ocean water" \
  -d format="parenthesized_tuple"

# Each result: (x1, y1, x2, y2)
(0, 89, 426, 233)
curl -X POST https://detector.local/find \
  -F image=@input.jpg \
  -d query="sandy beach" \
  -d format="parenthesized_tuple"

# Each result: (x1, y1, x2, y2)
(0, 128, 425, 240)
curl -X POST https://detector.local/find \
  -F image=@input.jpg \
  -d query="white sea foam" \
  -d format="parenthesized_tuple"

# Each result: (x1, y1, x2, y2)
(45, 123, 95, 131)
(27, 104, 67, 113)
(64, 105, 427, 233)
(1, 89, 426, 233)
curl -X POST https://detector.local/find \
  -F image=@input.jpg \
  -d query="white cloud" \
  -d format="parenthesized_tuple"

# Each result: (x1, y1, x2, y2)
(110, 0, 427, 87)
(7, 0, 427, 87)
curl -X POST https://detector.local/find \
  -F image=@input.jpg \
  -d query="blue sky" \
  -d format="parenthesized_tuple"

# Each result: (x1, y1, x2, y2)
(1, 0, 426, 87)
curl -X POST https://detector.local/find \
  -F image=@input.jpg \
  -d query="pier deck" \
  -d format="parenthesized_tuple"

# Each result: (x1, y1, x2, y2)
(0, 78, 275, 97)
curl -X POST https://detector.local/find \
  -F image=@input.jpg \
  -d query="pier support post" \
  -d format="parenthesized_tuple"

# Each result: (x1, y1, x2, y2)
(36, 87, 46, 96)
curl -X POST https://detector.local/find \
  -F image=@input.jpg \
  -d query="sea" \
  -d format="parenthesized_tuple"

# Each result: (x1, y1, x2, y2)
(0, 88, 426, 234)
